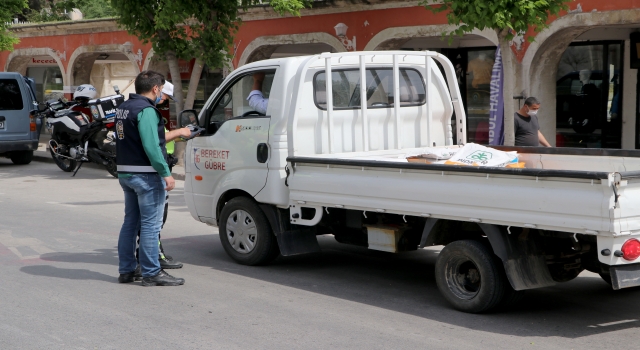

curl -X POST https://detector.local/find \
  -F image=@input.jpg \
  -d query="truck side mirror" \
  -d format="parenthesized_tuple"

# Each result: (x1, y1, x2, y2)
(179, 109, 199, 128)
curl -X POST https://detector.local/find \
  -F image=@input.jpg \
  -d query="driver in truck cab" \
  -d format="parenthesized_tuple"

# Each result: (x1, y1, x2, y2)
(246, 72, 268, 114)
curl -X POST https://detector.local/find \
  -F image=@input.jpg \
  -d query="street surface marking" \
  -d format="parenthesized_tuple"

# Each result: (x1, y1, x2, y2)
(46, 201, 77, 208)
(0, 230, 54, 260)
(588, 319, 638, 328)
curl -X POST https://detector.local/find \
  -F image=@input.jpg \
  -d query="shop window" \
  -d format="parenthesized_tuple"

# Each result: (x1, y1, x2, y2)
(556, 42, 623, 148)
(26, 66, 64, 102)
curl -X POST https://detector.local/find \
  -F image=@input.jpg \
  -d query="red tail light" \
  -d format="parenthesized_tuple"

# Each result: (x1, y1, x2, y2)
(105, 122, 115, 128)
(30, 115, 36, 132)
(621, 239, 640, 261)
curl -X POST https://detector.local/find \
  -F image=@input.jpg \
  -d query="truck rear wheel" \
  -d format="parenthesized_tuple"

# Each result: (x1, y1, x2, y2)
(218, 197, 280, 266)
(435, 240, 507, 313)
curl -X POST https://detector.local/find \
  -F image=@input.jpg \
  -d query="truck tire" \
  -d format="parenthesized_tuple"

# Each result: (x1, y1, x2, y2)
(435, 240, 507, 313)
(10, 150, 33, 165)
(218, 197, 280, 266)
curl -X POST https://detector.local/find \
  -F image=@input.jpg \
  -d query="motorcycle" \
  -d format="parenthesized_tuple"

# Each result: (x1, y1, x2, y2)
(41, 90, 123, 177)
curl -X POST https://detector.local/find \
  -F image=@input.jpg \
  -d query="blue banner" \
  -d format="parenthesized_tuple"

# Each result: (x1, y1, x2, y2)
(489, 47, 504, 145)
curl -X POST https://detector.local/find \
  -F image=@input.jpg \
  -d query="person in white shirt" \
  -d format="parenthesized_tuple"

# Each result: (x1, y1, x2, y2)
(246, 72, 268, 114)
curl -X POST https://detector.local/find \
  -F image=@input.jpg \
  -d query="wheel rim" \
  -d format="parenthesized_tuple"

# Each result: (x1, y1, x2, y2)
(444, 257, 481, 300)
(226, 209, 258, 254)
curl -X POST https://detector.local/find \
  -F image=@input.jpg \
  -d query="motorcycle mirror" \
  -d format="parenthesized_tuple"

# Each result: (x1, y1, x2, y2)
(113, 85, 120, 94)
(178, 109, 198, 128)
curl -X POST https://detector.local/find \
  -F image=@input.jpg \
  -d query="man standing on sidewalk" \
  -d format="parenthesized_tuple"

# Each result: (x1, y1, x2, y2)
(514, 97, 552, 147)
(115, 70, 184, 286)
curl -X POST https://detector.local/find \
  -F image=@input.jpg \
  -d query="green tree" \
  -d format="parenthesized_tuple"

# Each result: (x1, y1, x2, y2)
(423, 0, 570, 145)
(110, 0, 307, 161)
(0, 0, 28, 51)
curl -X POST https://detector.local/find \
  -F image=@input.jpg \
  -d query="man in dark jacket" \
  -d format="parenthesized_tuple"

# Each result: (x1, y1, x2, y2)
(115, 70, 184, 286)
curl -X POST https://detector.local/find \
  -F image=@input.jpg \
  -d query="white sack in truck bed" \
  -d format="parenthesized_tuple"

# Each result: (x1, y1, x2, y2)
(408, 143, 525, 168)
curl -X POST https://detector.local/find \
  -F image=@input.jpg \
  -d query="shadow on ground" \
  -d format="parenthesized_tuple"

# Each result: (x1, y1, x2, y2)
(28, 234, 640, 339)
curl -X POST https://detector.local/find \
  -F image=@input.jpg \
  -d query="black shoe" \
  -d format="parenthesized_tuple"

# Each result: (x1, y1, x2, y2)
(118, 271, 136, 283)
(134, 265, 142, 281)
(160, 256, 183, 269)
(141, 270, 185, 286)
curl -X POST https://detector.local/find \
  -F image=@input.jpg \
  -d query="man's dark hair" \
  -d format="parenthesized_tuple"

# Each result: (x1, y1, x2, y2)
(134, 70, 165, 94)
(524, 97, 540, 106)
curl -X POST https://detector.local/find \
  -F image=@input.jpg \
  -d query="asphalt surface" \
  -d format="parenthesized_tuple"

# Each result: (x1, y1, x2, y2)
(2, 159, 640, 349)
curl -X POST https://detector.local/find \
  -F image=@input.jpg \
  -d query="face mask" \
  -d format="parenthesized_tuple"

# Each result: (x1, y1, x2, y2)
(154, 91, 162, 105)
(527, 107, 538, 117)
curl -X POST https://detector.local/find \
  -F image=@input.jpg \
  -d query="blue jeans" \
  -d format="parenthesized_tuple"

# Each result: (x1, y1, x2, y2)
(118, 174, 166, 277)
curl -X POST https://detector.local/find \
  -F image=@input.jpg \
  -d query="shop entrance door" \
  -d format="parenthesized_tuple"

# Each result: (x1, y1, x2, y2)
(442, 47, 497, 144)
(556, 41, 623, 148)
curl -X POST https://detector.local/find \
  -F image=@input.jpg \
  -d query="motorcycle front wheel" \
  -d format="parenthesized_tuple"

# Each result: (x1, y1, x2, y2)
(105, 156, 117, 178)
(49, 143, 78, 172)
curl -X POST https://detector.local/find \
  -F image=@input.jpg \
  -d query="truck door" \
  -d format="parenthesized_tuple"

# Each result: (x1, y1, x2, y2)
(188, 69, 276, 219)
(0, 76, 31, 141)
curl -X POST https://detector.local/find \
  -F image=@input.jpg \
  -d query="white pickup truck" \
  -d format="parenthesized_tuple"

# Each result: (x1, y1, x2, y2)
(181, 51, 640, 313)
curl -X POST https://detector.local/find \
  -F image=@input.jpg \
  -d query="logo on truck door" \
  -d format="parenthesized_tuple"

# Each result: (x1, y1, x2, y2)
(194, 147, 229, 171)
(235, 125, 262, 132)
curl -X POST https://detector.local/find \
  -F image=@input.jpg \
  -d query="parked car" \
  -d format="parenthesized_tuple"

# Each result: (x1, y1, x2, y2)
(0, 72, 41, 165)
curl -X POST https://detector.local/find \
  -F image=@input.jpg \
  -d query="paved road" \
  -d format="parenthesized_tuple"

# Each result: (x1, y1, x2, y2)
(1, 160, 640, 349)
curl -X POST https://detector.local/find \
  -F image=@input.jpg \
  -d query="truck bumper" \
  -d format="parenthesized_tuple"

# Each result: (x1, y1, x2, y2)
(611, 263, 640, 290)
(0, 140, 38, 154)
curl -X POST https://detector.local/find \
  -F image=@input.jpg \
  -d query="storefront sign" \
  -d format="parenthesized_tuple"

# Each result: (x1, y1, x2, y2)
(28, 57, 58, 66)
(489, 47, 504, 146)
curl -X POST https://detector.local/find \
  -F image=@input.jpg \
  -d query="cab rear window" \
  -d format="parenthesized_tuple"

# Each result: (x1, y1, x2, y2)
(0, 79, 24, 111)
(313, 68, 426, 110)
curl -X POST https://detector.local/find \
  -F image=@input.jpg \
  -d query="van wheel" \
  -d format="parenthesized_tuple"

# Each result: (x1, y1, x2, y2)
(219, 197, 280, 266)
(49, 144, 77, 172)
(10, 151, 33, 165)
(435, 240, 507, 313)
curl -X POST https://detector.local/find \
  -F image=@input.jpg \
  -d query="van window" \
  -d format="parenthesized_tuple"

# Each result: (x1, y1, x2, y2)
(314, 68, 426, 110)
(0, 79, 24, 111)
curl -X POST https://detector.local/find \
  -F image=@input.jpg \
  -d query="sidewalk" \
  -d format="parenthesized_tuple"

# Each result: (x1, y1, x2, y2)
(34, 134, 185, 180)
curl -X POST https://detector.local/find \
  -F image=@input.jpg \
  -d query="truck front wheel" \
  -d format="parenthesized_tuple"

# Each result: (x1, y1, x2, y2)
(218, 197, 280, 266)
(435, 240, 507, 313)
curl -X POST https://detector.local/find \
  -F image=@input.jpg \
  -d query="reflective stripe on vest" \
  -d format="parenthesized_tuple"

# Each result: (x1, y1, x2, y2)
(165, 127, 174, 155)
(116, 165, 156, 172)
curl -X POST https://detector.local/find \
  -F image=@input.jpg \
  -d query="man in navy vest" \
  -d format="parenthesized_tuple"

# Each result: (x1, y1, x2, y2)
(115, 70, 184, 286)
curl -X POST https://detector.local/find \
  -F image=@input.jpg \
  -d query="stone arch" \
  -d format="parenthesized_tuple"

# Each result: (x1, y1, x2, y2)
(237, 32, 347, 67)
(363, 25, 499, 51)
(524, 9, 640, 144)
(5, 47, 66, 76)
(67, 44, 142, 97)
(67, 44, 141, 87)
(142, 49, 169, 75)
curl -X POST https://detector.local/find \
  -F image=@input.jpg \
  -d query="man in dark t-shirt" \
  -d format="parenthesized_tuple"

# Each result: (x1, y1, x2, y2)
(514, 97, 551, 147)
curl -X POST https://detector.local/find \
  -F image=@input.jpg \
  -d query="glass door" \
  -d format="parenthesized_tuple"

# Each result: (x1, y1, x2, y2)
(556, 41, 623, 148)
(441, 47, 497, 145)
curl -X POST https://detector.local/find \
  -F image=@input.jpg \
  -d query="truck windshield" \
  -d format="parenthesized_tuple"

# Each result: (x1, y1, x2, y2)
(0, 79, 24, 111)
(313, 68, 425, 110)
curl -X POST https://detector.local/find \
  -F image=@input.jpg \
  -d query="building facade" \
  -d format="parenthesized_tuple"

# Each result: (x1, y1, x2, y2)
(2, 0, 639, 148)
